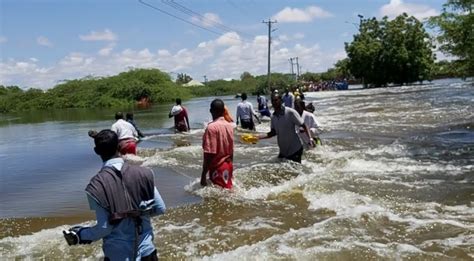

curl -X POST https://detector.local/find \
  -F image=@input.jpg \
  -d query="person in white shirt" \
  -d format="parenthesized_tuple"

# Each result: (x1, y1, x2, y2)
(294, 99, 321, 148)
(236, 93, 260, 130)
(111, 112, 139, 155)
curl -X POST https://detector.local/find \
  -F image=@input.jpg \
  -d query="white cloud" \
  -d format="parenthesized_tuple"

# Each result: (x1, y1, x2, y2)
(0, 31, 344, 89)
(272, 6, 332, 23)
(158, 49, 171, 56)
(79, 29, 117, 41)
(0, 36, 7, 43)
(190, 12, 223, 28)
(37, 36, 53, 47)
(278, 33, 305, 42)
(380, 0, 439, 20)
(98, 43, 116, 56)
(216, 32, 241, 46)
(293, 33, 305, 39)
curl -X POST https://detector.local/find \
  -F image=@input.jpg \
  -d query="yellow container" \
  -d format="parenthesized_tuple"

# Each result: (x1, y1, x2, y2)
(240, 134, 258, 144)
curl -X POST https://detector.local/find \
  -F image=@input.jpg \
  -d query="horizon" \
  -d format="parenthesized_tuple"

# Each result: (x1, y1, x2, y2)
(1, 0, 447, 89)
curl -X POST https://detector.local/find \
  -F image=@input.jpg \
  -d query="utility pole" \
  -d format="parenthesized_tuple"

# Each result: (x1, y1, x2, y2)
(295, 57, 300, 81)
(289, 57, 299, 81)
(263, 19, 277, 93)
(289, 57, 294, 76)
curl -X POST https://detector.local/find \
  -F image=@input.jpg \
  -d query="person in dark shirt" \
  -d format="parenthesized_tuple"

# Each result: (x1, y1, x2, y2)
(126, 112, 145, 138)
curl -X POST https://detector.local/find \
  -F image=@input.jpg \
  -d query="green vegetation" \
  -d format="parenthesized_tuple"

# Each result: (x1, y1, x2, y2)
(175, 73, 193, 85)
(345, 13, 435, 87)
(432, 59, 470, 79)
(429, 0, 474, 77)
(0, 68, 303, 113)
(0, 69, 191, 113)
(188, 72, 296, 97)
(300, 58, 351, 83)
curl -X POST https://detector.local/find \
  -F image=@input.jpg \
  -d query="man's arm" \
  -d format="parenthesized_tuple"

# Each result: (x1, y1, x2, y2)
(111, 123, 118, 134)
(78, 195, 114, 242)
(235, 107, 240, 125)
(168, 107, 174, 118)
(300, 123, 315, 147)
(131, 124, 138, 139)
(257, 128, 276, 140)
(201, 152, 214, 186)
(150, 187, 166, 216)
(250, 103, 261, 124)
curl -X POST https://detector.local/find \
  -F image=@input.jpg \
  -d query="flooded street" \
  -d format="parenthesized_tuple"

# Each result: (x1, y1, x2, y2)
(1, 79, 473, 259)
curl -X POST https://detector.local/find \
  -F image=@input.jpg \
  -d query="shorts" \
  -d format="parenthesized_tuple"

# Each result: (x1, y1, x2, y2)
(176, 121, 188, 132)
(119, 139, 137, 155)
(240, 119, 254, 130)
(279, 146, 303, 163)
(259, 109, 271, 118)
(209, 161, 233, 189)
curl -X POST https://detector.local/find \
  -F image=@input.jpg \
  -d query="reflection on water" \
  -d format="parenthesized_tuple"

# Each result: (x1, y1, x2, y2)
(1, 80, 473, 259)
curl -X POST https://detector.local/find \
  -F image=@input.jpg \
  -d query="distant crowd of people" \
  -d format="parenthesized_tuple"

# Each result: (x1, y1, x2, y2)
(64, 91, 322, 259)
(303, 79, 349, 91)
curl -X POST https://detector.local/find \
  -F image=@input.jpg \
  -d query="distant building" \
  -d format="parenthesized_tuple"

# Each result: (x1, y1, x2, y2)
(183, 80, 205, 87)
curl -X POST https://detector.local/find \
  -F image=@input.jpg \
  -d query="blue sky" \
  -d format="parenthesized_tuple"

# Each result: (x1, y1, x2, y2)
(1, 0, 445, 89)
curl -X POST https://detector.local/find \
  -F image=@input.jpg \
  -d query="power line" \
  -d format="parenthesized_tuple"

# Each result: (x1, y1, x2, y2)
(138, 0, 224, 36)
(138, 0, 249, 43)
(163, 0, 255, 39)
(226, 0, 255, 23)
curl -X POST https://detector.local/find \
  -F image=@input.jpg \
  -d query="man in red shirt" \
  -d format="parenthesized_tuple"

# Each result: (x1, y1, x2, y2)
(168, 98, 190, 132)
(201, 99, 234, 189)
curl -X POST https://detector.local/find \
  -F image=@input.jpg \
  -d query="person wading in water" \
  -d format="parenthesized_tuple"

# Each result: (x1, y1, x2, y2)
(201, 99, 235, 189)
(63, 129, 166, 260)
(169, 98, 190, 132)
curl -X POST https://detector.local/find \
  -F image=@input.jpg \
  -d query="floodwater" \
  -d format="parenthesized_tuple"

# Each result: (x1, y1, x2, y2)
(0, 79, 473, 260)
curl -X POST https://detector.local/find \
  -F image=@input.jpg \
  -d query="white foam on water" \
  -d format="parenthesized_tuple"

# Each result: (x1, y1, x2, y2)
(198, 212, 469, 261)
(385, 211, 474, 231)
(142, 145, 202, 169)
(184, 179, 245, 203)
(364, 142, 407, 157)
(420, 233, 474, 250)
(157, 218, 203, 233)
(227, 217, 283, 231)
(0, 223, 102, 260)
(233, 145, 274, 154)
(303, 190, 386, 217)
(239, 168, 324, 201)
(338, 151, 464, 177)
(142, 153, 179, 167)
(198, 215, 438, 260)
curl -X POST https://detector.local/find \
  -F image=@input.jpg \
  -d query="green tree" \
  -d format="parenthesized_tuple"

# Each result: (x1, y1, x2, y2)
(176, 73, 192, 85)
(0, 68, 191, 112)
(345, 17, 384, 86)
(429, 0, 474, 76)
(345, 14, 434, 86)
(300, 72, 321, 82)
(240, 71, 254, 81)
(334, 58, 351, 79)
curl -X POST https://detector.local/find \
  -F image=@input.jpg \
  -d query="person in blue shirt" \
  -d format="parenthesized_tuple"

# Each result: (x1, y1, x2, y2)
(257, 93, 271, 118)
(63, 129, 166, 260)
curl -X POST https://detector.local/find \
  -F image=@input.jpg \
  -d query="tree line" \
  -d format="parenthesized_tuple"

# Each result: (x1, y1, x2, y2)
(0, 68, 300, 113)
(1, 0, 471, 113)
